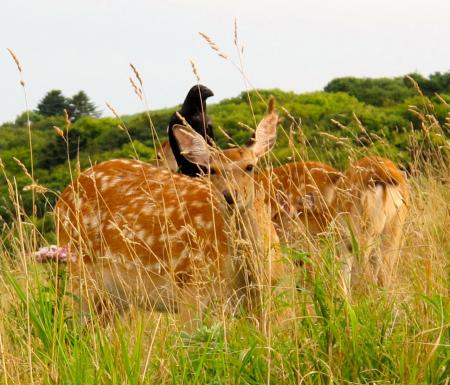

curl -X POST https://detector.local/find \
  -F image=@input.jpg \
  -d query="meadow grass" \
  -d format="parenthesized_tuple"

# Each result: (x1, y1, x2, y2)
(0, 150, 448, 384)
(0, 47, 448, 385)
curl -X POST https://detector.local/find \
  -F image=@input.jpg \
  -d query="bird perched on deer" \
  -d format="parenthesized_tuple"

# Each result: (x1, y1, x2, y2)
(168, 84, 214, 176)
(41, 97, 286, 327)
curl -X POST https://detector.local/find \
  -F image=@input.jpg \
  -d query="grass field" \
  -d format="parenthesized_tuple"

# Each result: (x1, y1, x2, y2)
(0, 142, 448, 385)
(0, 50, 449, 383)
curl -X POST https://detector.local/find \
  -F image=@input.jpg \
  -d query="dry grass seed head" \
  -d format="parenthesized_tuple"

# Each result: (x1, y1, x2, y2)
(129, 63, 143, 86)
(106, 102, 120, 119)
(6, 48, 22, 73)
(12, 157, 32, 181)
(198, 32, 228, 59)
(54, 126, 65, 138)
(129, 77, 143, 100)
(190, 60, 200, 82)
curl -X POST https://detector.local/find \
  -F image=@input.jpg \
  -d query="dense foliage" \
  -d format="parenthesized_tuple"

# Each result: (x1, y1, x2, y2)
(0, 73, 448, 227)
(324, 71, 450, 106)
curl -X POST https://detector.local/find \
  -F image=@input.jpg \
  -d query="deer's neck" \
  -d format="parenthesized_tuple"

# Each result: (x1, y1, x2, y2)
(222, 194, 267, 290)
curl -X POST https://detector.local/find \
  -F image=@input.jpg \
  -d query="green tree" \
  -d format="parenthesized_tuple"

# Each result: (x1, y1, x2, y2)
(429, 71, 450, 93)
(406, 71, 450, 94)
(324, 77, 414, 106)
(14, 110, 43, 127)
(36, 89, 68, 117)
(67, 91, 100, 121)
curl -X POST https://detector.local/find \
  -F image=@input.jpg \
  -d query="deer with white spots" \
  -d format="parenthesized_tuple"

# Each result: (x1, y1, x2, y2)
(255, 161, 342, 243)
(256, 156, 409, 293)
(149, 115, 409, 293)
(51, 97, 286, 326)
(332, 156, 409, 292)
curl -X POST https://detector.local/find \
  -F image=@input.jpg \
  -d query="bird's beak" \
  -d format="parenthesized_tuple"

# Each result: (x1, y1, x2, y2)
(202, 87, 214, 99)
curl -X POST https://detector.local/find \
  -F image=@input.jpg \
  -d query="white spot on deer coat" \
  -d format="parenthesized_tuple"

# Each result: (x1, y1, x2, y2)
(93, 171, 105, 180)
(204, 221, 213, 230)
(159, 233, 168, 243)
(194, 214, 204, 227)
(191, 201, 204, 209)
(82, 214, 99, 229)
(145, 262, 162, 273)
(136, 229, 148, 240)
(163, 206, 175, 217)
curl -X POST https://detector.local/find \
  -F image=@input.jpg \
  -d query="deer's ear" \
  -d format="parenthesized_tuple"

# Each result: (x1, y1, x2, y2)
(172, 125, 211, 166)
(249, 97, 278, 157)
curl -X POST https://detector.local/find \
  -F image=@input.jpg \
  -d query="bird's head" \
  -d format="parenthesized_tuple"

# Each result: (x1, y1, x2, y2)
(185, 84, 214, 102)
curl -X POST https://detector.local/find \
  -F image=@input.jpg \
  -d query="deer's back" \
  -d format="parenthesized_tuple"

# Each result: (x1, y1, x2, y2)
(56, 159, 228, 282)
(257, 161, 342, 235)
(336, 156, 409, 217)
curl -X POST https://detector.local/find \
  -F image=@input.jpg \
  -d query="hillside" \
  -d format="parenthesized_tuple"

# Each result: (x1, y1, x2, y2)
(0, 73, 448, 384)
(0, 73, 449, 230)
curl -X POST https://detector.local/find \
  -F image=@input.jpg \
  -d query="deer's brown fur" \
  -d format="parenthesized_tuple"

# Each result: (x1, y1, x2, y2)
(333, 156, 409, 291)
(257, 156, 409, 292)
(256, 161, 342, 241)
(55, 98, 287, 325)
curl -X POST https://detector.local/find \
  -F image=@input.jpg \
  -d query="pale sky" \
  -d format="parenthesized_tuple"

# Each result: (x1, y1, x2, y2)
(1, 0, 449, 123)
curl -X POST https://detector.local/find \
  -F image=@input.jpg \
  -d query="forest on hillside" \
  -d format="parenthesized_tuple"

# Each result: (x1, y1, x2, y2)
(0, 72, 449, 231)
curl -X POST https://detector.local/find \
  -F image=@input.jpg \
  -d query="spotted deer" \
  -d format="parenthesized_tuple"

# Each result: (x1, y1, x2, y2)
(333, 156, 409, 292)
(255, 161, 342, 243)
(153, 127, 408, 293)
(53, 98, 286, 325)
(156, 140, 342, 241)
(260, 156, 409, 292)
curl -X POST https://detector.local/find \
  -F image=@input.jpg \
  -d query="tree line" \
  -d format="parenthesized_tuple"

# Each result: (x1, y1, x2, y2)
(14, 89, 99, 127)
(324, 71, 450, 106)
(0, 71, 448, 232)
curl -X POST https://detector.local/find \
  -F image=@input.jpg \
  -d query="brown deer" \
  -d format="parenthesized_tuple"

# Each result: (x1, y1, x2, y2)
(52, 98, 287, 326)
(259, 156, 409, 292)
(157, 140, 342, 242)
(333, 156, 409, 292)
(255, 161, 342, 243)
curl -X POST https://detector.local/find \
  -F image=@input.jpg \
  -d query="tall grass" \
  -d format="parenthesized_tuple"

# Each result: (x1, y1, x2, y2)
(1, 122, 448, 385)
(0, 49, 448, 384)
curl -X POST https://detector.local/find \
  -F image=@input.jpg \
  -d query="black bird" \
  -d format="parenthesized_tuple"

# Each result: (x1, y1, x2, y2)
(168, 84, 214, 176)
